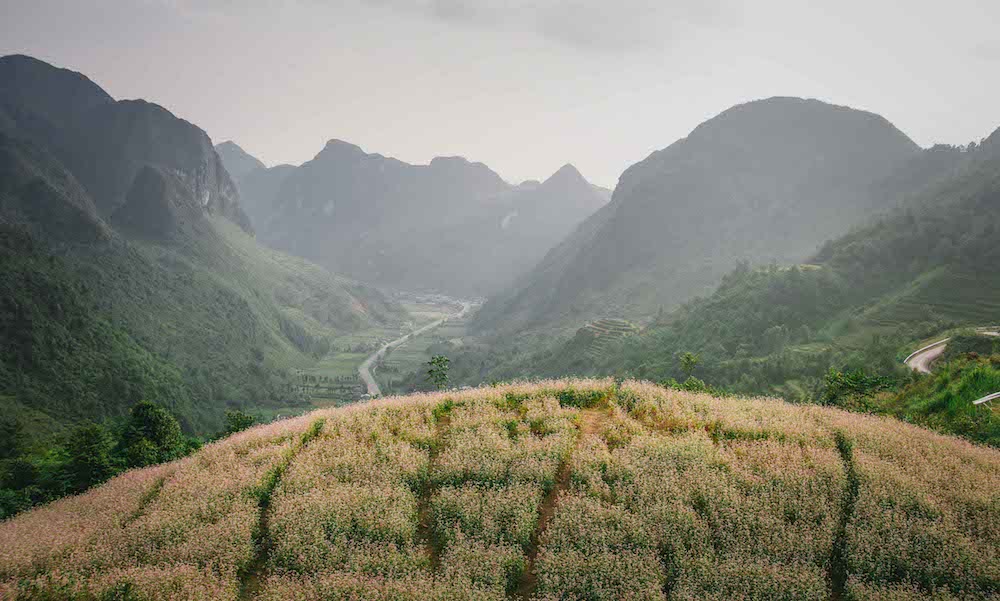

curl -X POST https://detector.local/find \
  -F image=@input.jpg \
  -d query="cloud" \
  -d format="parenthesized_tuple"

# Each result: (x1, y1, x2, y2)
(147, 0, 726, 51)
(362, 0, 724, 52)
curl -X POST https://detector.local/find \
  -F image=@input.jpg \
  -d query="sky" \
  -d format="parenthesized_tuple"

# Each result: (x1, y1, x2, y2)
(2, 0, 999, 188)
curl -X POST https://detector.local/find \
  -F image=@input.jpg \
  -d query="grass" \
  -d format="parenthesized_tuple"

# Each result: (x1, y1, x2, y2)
(880, 355, 1000, 445)
(2, 379, 997, 600)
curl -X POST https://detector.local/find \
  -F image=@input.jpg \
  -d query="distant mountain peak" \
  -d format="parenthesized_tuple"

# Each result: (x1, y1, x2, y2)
(544, 163, 586, 185)
(0, 53, 114, 125)
(429, 155, 471, 166)
(216, 140, 266, 183)
(216, 140, 250, 155)
(320, 138, 366, 158)
(688, 96, 919, 153)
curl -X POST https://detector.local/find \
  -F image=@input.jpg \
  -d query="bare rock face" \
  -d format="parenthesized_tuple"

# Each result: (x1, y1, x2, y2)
(66, 99, 253, 236)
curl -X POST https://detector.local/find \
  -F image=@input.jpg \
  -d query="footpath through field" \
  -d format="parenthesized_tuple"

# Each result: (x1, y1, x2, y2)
(516, 408, 608, 600)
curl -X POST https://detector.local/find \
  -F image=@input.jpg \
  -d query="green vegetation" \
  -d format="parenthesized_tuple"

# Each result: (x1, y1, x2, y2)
(426, 355, 451, 390)
(941, 332, 1000, 362)
(0, 400, 195, 518)
(679, 351, 700, 380)
(885, 355, 1000, 445)
(223, 409, 257, 436)
(0, 226, 193, 445)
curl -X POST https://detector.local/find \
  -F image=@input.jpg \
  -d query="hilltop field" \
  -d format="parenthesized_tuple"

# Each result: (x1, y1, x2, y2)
(2, 380, 997, 600)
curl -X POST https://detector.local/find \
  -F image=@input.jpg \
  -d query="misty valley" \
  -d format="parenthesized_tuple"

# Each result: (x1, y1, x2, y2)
(1, 11, 999, 600)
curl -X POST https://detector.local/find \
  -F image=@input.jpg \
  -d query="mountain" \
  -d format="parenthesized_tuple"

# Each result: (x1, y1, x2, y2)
(475, 97, 922, 334)
(3, 380, 997, 600)
(0, 55, 402, 451)
(221, 160, 296, 232)
(214, 140, 265, 183)
(0, 132, 109, 243)
(258, 140, 509, 293)
(501, 130, 1000, 443)
(0, 56, 253, 237)
(241, 140, 608, 295)
(399, 162, 610, 294)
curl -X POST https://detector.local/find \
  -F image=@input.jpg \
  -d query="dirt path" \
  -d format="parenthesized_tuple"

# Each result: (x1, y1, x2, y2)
(515, 409, 607, 600)
(416, 411, 452, 571)
(237, 419, 326, 600)
(359, 302, 472, 397)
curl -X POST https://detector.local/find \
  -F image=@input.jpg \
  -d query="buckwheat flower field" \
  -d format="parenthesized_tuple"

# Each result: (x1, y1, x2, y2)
(1, 379, 997, 600)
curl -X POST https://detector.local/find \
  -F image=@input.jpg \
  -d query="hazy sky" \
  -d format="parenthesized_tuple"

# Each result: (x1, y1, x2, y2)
(3, 0, 999, 187)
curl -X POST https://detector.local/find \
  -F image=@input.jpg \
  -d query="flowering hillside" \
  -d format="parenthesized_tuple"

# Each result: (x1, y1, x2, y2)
(2, 380, 997, 600)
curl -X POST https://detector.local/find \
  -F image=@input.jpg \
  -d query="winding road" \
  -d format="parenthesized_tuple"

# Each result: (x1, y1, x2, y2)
(358, 301, 472, 397)
(903, 327, 999, 374)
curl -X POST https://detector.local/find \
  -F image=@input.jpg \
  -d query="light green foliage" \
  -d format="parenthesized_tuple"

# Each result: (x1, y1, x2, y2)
(426, 355, 451, 390)
(679, 351, 700, 380)
(884, 355, 1000, 445)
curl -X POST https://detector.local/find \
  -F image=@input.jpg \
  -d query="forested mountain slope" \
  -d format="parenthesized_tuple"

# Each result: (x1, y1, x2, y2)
(0, 55, 402, 449)
(475, 97, 923, 335)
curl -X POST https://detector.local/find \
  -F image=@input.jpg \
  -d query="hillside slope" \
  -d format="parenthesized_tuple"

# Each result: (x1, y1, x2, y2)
(475, 97, 922, 334)
(2, 380, 996, 600)
(529, 130, 1000, 436)
(230, 139, 608, 296)
(0, 55, 402, 441)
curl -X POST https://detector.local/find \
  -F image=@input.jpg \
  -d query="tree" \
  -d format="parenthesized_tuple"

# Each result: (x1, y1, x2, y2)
(680, 352, 701, 380)
(426, 355, 450, 390)
(65, 422, 116, 492)
(121, 401, 185, 468)
(223, 409, 256, 435)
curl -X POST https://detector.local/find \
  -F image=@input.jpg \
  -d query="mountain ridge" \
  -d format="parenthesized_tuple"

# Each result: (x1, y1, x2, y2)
(224, 137, 608, 295)
(0, 55, 253, 236)
(474, 96, 923, 335)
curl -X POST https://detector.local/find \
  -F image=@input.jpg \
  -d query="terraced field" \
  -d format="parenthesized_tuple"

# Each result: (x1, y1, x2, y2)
(579, 319, 639, 360)
(2, 380, 997, 600)
(861, 269, 1000, 331)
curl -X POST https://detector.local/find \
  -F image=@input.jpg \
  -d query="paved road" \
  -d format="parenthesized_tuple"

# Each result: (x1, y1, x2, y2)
(904, 328, 999, 374)
(358, 301, 472, 397)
